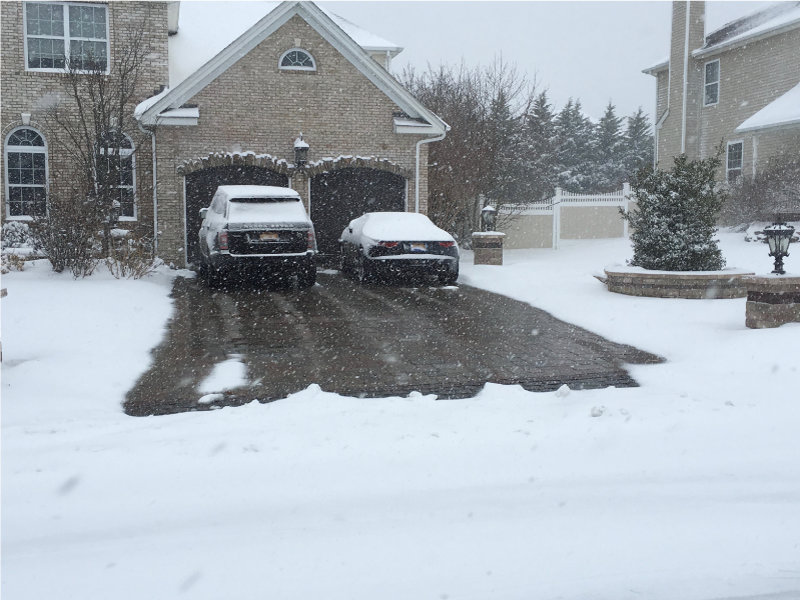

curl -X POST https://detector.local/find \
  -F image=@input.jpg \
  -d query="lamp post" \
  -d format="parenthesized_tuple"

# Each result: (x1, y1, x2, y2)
(762, 222, 795, 275)
(481, 205, 497, 232)
(294, 133, 309, 167)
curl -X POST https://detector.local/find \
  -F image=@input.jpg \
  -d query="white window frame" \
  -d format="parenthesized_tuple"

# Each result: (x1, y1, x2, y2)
(99, 133, 137, 221)
(278, 48, 316, 72)
(704, 59, 720, 107)
(4, 127, 49, 220)
(23, 2, 110, 73)
(726, 140, 743, 183)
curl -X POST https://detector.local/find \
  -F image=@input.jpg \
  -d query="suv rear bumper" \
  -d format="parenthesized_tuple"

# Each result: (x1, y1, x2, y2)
(209, 251, 315, 273)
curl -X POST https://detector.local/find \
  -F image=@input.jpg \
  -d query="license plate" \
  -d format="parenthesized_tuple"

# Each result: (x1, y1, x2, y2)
(410, 243, 427, 252)
(259, 232, 279, 241)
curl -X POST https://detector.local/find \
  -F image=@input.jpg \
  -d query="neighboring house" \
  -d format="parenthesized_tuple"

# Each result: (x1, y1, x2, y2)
(1, 1, 448, 265)
(643, 1, 800, 183)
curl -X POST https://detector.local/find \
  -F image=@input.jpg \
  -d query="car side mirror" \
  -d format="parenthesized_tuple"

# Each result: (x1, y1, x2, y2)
(199, 208, 209, 219)
(348, 227, 353, 233)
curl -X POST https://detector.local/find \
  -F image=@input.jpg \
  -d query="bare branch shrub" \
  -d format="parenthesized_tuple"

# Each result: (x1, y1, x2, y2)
(105, 229, 159, 279)
(28, 193, 100, 278)
(721, 150, 800, 226)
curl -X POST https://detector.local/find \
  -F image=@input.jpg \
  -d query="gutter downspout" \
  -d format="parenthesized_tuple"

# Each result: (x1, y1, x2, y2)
(681, 1, 691, 154)
(415, 131, 446, 213)
(654, 108, 669, 167)
(137, 121, 158, 254)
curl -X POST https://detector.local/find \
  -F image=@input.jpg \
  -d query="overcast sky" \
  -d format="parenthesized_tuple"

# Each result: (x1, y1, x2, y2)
(320, 1, 772, 122)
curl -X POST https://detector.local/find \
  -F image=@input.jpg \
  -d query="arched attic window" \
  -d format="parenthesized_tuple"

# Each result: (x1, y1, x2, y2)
(4, 127, 48, 218)
(279, 48, 316, 71)
(98, 131, 136, 220)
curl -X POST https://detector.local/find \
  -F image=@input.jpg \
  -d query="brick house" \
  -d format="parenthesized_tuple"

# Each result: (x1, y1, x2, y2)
(643, 1, 800, 183)
(1, 1, 448, 265)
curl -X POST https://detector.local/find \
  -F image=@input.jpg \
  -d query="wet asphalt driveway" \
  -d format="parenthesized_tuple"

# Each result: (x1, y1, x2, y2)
(125, 271, 662, 416)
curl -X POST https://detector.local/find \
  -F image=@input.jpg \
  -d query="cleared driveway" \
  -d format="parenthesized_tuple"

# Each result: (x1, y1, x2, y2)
(125, 272, 661, 416)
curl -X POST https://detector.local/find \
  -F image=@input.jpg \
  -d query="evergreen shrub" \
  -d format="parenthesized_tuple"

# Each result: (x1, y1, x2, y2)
(622, 153, 726, 271)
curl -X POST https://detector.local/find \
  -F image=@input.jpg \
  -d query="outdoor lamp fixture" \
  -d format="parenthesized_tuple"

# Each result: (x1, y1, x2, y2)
(481, 205, 497, 232)
(294, 133, 309, 167)
(762, 222, 795, 275)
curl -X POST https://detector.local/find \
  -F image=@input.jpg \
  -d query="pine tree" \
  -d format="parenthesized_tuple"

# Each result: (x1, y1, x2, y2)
(593, 102, 626, 192)
(555, 99, 595, 193)
(623, 108, 654, 178)
(622, 152, 726, 271)
(518, 91, 558, 202)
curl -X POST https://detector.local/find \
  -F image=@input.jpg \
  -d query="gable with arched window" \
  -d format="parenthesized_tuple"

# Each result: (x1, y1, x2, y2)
(4, 127, 48, 218)
(99, 131, 136, 220)
(279, 48, 316, 71)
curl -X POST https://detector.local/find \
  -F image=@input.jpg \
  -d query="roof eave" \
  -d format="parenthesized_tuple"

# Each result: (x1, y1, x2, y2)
(642, 61, 669, 76)
(736, 117, 800, 134)
(692, 19, 800, 59)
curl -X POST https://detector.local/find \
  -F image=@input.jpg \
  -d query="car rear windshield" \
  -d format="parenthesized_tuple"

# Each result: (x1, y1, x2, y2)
(229, 197, 300, 203)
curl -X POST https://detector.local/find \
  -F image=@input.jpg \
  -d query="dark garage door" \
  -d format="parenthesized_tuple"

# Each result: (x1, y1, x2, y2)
(310, 168, 406, 256)
(185, 166, 289, 263)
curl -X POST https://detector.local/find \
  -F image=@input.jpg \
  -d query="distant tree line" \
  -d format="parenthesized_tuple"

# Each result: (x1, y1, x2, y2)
(402, 61, 654, 240)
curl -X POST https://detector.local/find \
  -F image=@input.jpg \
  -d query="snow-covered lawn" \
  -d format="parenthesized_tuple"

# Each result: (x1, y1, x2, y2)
(2, 232, 799, 600)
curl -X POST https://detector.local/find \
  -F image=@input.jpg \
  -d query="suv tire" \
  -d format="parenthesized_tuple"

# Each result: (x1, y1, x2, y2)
(297, 261, 316, 288)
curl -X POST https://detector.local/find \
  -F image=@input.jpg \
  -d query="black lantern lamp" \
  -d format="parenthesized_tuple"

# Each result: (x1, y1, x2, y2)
(481, 205, 497, 232)
(763, 222, 795, 275)
(294, 133, 309, 167)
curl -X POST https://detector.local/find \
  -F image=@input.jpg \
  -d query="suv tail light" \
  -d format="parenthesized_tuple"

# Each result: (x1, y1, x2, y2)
(379, 241, 399, 248)
(218, 230, 229, 251)
(438, 241, 456, 247)
(307, 230, 315, 251)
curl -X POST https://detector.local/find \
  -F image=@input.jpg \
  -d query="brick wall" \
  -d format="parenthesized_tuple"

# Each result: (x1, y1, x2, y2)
(1, 1, 169, 233)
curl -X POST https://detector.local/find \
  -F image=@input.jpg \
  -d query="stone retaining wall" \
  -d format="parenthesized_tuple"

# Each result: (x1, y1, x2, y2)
(604, 268, 754, 299)
(744, 276, 800, 328)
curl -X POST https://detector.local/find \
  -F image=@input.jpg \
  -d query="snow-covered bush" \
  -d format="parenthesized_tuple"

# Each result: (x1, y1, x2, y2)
(721, 150, 800, 226)
(621, 153, 726, 271)
(1, 252, 26, 274)
(1, 221, 33, 250)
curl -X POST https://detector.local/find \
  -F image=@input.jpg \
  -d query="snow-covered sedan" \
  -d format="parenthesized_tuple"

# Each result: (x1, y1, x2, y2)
(339, 212, 459, 284)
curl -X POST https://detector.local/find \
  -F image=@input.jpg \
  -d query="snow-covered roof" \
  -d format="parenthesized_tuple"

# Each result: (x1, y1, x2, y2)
(169, 1, 403, 88)
(217, 185, 300, 199)
(736, 82, 800, 133)
(693, 1, 800, 58)
(642, 58, 669, 75)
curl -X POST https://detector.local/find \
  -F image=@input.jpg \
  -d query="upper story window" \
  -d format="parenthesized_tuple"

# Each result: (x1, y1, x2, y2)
(726, 140, 743, 183)
(279, 49, 316, 71)
(24, 2, 109, 72)
(4, 127, 48, 219)
(99, 132, 136, 220)
(704, 60, 720, 106)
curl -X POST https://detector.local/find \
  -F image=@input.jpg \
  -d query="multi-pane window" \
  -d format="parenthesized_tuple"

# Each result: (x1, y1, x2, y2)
(704, 60, 720, 106)
(25, 2, 108, 71)
(99, 133, 136, 219)
(727, 141, 743, 183)
(279, 49, 316, 71)
(4, 128, 48, 218)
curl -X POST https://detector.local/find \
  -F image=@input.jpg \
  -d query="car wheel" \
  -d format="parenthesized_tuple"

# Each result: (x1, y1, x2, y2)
(206, 264, 224, 288)
(298, 261, 316, 288)
(355, 256, 372, 284)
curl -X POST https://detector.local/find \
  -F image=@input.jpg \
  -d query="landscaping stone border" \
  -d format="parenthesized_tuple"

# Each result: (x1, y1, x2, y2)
(604, 268, 755, 299)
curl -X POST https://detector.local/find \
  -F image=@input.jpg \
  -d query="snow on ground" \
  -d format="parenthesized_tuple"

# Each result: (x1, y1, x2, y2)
(2, 232, 800, 600)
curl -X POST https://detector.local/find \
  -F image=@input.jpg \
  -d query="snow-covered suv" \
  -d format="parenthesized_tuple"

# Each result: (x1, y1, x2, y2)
(197, 185, 317, 287)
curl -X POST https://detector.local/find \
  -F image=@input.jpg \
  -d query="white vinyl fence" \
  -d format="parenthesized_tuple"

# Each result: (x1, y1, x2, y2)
(500, 183, 633, 250)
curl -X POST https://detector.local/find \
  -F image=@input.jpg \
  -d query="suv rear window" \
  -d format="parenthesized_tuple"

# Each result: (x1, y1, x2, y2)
(229, 197, 300, 203)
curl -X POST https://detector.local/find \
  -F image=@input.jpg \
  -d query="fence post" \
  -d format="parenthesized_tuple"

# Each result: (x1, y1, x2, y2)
(553, 187, 562, 250)
(622, 182, 631, 239)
